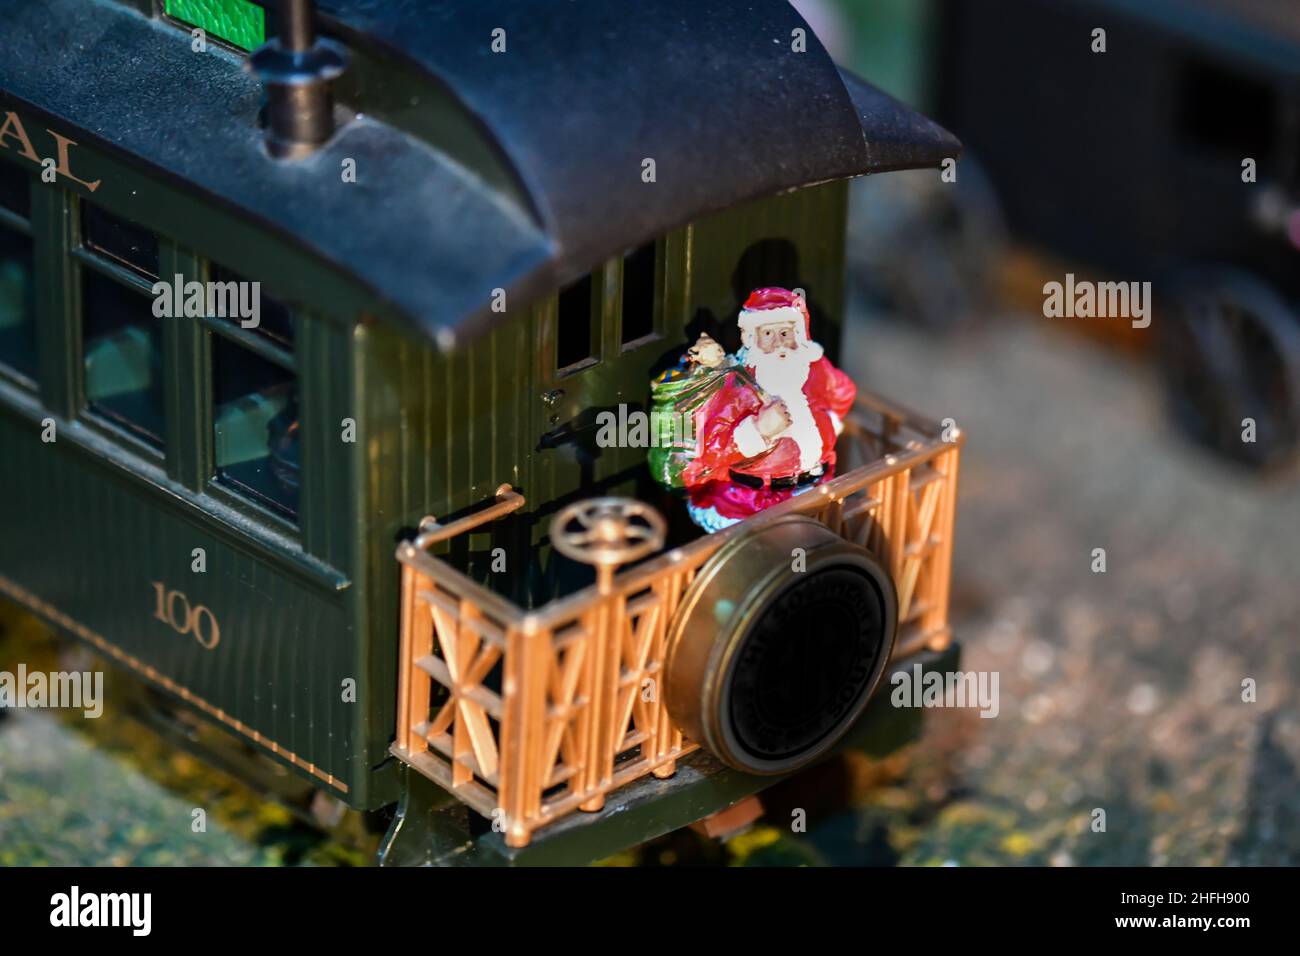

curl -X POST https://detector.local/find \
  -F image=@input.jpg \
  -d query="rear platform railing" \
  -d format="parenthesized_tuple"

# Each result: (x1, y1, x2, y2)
(393, 390, 962, 847)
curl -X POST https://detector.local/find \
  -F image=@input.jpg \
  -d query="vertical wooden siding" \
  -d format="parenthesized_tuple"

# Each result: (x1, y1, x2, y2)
(0, 411, 355, 795)
(688, 179, 849, 363)
(356, 313, 536, 769)
(360, 179, 852, 786)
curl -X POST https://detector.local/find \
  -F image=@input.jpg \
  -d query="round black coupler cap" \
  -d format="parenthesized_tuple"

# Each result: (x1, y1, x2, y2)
(665, 515, 898, 775)
(725, 566, 885, 763)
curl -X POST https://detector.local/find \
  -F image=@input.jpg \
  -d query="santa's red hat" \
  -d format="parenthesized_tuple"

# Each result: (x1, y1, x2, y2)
(738, 287, 811, 338)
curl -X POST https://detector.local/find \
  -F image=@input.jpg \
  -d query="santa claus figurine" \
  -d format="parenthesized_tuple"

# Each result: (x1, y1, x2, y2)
(673, 287, 856, 532)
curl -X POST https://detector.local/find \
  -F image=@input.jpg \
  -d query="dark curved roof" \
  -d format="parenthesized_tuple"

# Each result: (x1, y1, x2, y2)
(0, 0, 959, 348)
(313, 0, 962, 297)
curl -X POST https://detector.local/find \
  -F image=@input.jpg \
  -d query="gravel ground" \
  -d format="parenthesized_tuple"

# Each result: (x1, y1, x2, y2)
(2, 307, 1297, 866)
(827, 310, 1300, 867)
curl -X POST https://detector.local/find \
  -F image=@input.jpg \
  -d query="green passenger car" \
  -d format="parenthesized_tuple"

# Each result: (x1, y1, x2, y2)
(0, 0, 962, 863)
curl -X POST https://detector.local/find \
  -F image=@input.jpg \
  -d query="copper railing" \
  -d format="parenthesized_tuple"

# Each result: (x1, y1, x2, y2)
(392, 389, 962, 847)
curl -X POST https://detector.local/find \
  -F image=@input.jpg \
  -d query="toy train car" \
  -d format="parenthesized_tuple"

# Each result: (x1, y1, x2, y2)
(0, 0, 963, 863)
(937, 0, 1300, 467)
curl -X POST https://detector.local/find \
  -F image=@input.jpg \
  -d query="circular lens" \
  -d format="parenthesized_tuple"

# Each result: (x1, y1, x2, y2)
(725, 567, 886, 763)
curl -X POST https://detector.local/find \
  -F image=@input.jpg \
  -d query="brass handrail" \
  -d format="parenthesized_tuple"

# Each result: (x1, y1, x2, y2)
(391, 388, 963, 847)
(410, 484, 525, 551)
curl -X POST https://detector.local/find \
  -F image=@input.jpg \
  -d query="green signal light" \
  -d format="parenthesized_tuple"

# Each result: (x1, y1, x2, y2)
(165, 0, 266, 52)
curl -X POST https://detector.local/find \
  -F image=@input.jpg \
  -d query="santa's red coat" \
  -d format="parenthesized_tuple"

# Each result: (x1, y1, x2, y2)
(682, 356, 856, 519)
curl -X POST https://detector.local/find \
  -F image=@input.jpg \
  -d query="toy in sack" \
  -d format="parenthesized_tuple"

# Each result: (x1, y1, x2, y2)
(647, 332, 760, 489)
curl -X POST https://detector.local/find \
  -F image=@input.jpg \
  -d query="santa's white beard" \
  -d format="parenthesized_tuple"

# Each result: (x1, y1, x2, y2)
(750, 346, 814, 396)
(749, 343, 825, 472)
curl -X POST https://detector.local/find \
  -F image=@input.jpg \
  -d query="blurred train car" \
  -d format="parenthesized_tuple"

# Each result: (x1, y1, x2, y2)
(937, 0, 1300, 467)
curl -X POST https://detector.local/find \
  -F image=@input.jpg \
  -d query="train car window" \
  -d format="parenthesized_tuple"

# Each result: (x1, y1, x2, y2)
(1178, 58, 1277, 158)
(0, 221, 37, 382)
(0, 163, 36, 382)
(0, 163, 31, 219)
(556, 272, 595, 372)
(209, 264, 295, 348)
(211, 322, 299, 522)
(82, 270, 165, 448)
(81, 201, 160, 279)
(620, 241, 657, 347)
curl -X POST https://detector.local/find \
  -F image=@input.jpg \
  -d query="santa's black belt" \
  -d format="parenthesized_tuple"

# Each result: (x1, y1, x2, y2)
(728, 468, 821, 491)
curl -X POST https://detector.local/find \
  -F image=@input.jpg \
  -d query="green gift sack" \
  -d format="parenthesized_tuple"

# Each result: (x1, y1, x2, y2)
(647, 360, 764, 489)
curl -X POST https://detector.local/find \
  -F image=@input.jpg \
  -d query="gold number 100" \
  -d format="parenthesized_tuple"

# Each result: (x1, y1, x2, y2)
(150, 582, 220, 650)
